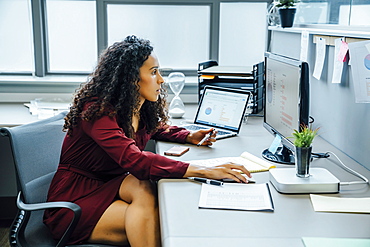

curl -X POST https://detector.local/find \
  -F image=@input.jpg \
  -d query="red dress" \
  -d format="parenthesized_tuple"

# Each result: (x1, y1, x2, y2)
(43, 113, 190, 244)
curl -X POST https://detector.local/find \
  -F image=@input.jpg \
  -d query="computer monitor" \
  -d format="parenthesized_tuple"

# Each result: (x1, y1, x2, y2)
(262, 52, 310, 165)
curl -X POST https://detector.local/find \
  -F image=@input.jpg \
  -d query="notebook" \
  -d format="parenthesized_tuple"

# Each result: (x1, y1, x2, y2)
(188, 151, 276, 173)
(182, 86, 251, 139)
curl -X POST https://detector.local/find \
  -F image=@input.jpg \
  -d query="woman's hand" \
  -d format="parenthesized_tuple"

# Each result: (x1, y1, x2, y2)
(185, 128, 217, 146)
(183, 162, 252, 183)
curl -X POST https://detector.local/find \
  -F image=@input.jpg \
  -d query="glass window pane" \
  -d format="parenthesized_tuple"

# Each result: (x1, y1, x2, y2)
(0, 0, 33, 73)
(219, 2, 267, 66)
(46, 0, 97, 73)
(338, 4, 351, 26)
(295, 2, 329, 25)
(349, 2, 370, 26)
(107, 4, 210, 70)
(293, 0, 370, 26)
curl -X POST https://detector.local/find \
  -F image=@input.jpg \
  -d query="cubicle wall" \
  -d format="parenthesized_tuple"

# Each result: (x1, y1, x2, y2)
(269, 29, 370, 169)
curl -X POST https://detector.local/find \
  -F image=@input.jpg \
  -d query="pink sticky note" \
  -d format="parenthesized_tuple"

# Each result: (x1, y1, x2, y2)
(338, 40, 349, 62)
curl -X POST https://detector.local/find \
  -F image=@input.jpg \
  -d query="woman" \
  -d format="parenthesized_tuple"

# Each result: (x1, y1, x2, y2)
(44, 35, 251, 247)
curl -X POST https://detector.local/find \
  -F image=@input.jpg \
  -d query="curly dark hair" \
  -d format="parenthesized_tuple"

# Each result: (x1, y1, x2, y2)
(64, 35, 168, 138)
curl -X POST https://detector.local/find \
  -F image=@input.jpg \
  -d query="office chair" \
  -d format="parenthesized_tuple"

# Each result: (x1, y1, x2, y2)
(1, 112, 115, 247)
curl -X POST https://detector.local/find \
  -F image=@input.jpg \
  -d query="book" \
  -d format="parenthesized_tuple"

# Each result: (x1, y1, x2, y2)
(198, 183, 274, 212)
(187, 151, 276, 173)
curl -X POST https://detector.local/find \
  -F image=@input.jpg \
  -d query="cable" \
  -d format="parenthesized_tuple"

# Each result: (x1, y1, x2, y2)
(309, 116, 315, 124)
(312, 152, 330, 159)
(324, 151, 369, 186)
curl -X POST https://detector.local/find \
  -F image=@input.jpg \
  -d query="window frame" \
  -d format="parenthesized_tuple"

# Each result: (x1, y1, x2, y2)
(3, 0, 370, 78)
(97, 0, 219, 77)
(27, 0, 268, 78)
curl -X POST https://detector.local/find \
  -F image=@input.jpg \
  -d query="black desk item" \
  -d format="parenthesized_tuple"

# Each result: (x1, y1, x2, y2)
(197, 60, 264, 114)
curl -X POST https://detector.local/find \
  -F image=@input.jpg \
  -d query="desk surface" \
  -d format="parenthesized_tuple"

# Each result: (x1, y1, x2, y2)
(157, 104, 370, 247)
(0, 103, 39, 127)
(2, 103, 370, 246)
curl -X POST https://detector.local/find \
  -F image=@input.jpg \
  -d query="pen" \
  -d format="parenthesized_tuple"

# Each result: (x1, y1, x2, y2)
(197, 130, 214, 146)
(188, 177, 224, 186)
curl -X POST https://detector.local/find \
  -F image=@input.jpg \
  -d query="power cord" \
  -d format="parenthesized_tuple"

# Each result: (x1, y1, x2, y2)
(322, 151, 369, 186)
(312, 152, 330, 159)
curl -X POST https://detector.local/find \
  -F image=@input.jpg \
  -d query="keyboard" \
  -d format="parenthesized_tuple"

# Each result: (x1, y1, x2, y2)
(183, 125, 232, 136)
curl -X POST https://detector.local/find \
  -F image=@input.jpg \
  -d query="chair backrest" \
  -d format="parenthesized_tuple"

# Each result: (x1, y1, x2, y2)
(1, 112, 67, 246)
(0, 111, 67, 204)
(3, 112, 118, 247)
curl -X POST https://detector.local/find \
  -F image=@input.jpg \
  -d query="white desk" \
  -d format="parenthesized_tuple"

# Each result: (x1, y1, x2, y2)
(0, 103, 39, 127)
(157, 105, 370, 247)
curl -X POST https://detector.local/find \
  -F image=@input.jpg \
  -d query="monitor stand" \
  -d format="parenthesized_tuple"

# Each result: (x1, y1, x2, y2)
(269, 168, 340, 194)
(262, 146, 294, 165)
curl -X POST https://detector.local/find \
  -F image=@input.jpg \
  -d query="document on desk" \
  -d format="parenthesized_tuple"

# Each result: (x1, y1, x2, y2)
(198, 183, 274, 212)
(188, 151, 276, 173)
(302, 237, 370, 247)
(310, 194, 370, 214)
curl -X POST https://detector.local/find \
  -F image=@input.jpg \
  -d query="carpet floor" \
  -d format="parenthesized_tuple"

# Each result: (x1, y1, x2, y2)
(0, 220, 11, 247)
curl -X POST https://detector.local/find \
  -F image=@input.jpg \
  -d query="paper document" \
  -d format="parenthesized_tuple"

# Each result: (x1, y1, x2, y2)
(348, 40, 370, 103)
(331, 38, 346, 84)
(302, 237, 370, 247)
(313, 37, 326, 80)
(300, 30, 309, 62)
(188, 151, 276, 173)
(310, 194, 370, 214)
(198, 183, 274, 211)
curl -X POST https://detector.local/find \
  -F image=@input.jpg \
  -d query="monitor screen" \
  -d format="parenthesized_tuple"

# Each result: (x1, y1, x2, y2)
(262, 52, 309, 164)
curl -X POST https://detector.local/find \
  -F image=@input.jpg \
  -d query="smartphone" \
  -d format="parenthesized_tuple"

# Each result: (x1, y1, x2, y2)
(164, 146, 190, 156)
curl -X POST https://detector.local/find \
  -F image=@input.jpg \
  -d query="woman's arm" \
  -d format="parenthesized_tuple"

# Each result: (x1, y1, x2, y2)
(185, 128, 216, 146)
(152, 125, 216, 146)
(82, 115, 190, 181)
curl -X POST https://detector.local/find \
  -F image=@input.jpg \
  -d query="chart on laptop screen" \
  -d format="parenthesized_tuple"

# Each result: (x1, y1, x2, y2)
(197, 89, 247, 131)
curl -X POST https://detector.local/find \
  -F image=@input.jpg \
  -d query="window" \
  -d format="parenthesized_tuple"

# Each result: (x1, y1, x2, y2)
(106, 4, 210, 71)
(0, 0, 33, 74)
(45, 0, 97, 73)
(219, 2, 267, 66)
(341, 0, 370, 26)
(0, 0, 269, 77)
(293, 0, 370, 27)
(1, 0, 370, 77)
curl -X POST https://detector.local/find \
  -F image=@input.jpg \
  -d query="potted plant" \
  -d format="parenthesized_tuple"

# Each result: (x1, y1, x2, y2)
(292, 124, 319, 178)
(276, 0, 299, 28)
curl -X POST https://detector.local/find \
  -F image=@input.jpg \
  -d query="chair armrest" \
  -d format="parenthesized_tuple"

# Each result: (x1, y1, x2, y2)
(17, 192, 81, 212)
(17, 192, 81, 247)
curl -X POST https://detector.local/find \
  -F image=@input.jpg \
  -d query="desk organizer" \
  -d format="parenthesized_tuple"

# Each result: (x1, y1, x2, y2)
(197, 60, 264, 114)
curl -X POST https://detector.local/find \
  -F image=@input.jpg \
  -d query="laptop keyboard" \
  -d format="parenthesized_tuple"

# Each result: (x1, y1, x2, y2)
(183, 125, 231, 136)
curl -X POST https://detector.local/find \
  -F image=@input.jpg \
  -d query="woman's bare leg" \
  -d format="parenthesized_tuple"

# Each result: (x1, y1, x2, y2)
(88, 200, 130, 245)
(88, 174, 160, 247)
(119, 175, 160, 247)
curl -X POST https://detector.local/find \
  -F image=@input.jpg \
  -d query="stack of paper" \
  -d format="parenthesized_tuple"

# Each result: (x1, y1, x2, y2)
(302, 237, 370, 247)
(310, 194, 370, 214)
(198, 183, 274, 212)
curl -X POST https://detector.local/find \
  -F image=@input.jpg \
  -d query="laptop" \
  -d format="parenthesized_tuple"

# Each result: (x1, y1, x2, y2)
(181, 86, 251, 140)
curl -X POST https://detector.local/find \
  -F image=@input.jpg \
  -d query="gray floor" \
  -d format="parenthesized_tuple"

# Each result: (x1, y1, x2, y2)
(0, 220, 11, 247)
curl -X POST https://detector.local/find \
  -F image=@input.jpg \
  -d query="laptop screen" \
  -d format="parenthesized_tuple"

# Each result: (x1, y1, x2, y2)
(194, 86, 250, 132)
